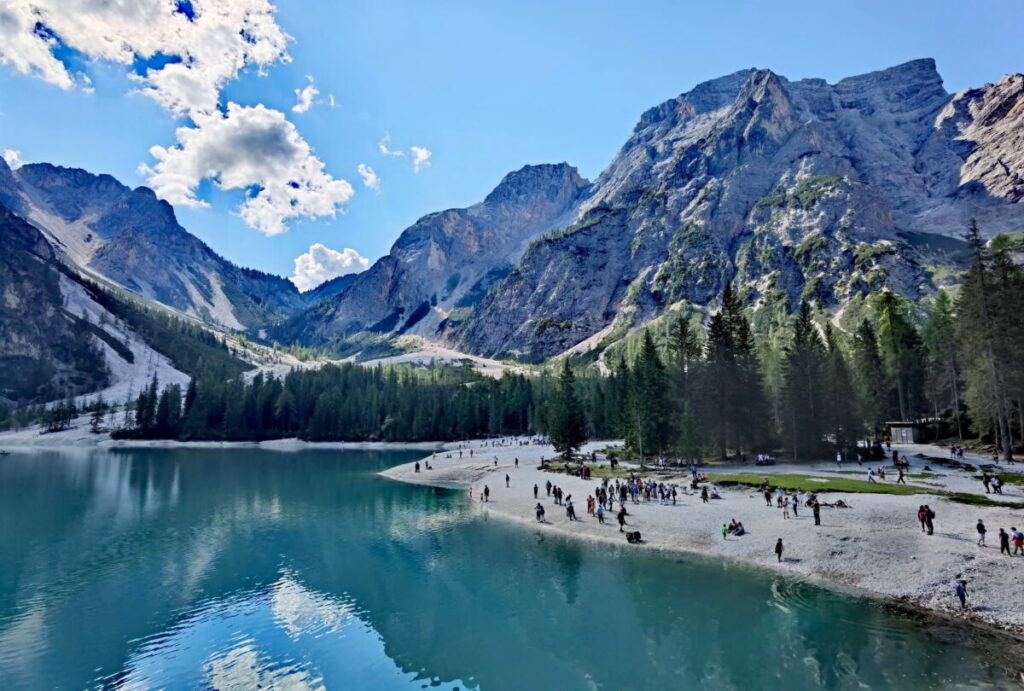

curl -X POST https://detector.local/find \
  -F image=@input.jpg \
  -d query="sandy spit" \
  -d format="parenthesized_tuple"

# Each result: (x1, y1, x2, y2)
(382, 439, 1024, 637)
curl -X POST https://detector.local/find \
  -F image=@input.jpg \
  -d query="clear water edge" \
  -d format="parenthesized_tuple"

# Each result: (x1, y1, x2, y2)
(0, 447, 1021, 690)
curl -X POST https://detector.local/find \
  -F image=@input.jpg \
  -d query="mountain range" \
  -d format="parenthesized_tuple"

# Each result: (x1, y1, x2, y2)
(2, 58, 1023, 403)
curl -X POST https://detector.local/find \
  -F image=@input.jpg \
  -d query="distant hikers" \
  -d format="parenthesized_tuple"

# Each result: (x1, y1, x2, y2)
(977, 519, 987, 546)
(955, 580, 968, 610)
(775, 538, 784, 562)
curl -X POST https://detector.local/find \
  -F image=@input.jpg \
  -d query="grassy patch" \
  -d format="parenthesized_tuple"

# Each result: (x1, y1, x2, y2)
(705, 473, 924, 495)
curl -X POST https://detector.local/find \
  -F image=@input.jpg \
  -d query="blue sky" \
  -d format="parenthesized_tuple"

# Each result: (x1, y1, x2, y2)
(0, 0, 1021, 286)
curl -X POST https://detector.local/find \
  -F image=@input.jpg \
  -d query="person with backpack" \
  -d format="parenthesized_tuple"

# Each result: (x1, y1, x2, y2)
(924, 505, 935, 535)
(917, 506, 928, 533)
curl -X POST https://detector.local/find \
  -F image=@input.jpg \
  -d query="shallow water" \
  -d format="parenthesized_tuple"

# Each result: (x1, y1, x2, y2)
(0, 448, 1019, 690)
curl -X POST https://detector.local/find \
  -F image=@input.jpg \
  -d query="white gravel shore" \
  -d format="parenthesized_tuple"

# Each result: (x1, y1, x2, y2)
(382, 439, 1024, 634)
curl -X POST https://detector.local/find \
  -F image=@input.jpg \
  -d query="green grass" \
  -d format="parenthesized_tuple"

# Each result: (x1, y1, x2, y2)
(707, 473, 1024, 508)
(705, 473, 925, 495)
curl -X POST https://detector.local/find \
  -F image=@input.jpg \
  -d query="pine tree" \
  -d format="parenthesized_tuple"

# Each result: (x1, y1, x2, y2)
(874, 291, 925, 421)
(624, 331, 667, 464)
(851, 320, 887, 436)
(957, 220, 1020, 459)
(782, 301, 827, 460)
(823, 323, 861, 450)
(547, 359, 587, 459)
(922, 290, 962, 440)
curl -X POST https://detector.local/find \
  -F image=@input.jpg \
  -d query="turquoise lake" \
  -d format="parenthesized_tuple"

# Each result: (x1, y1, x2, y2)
(0, 448, 1020, 689)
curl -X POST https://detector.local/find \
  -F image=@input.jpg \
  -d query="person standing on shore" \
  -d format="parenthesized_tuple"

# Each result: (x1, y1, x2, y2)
(483, 485, 490, 502)
(701, 486, 709, 504)
(596, 504, 605, 524)
(924, 505, 935, 535)
(812, 499, 821, 526)
(1013, 527, 1024, 555)
(775, 538, 784, 562)
(505, 474, 510, 488)
(999, 528, 1011, 555)
(533, 484, 538, 499)
(546, 480, 552, 497)
(535, 503, 545, 522)
(764, 489, 772, 507)
(782, 497, 790, 519)
(721, 524, 728, 540)
(917, 506, 928, 533)
(976, 520, 987, 546)
(617, 507, 627, 532)
(955, 580, 968, 610)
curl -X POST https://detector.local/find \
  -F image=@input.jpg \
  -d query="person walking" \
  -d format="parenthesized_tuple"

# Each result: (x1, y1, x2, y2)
(976, 519, 987, 547)
(566, 501, 576, 521)
(596, 504, 605, 524)
(955, 580, 968, 610)
(792, 494, 799, 518)
(535, 503, 545, 522)
(775, 538, 784, 563)
(764, 489, 772, 507)
(505, 473, 510, 488)
(533, 483, 538, 499)
(546, 480, 552, 497)
(701, 486, 709, 504)
(1013, 527, 1024, 555)
(721, 524, 729, 540)
(917, 506, 928, 533)
(514, 457, 519, 468)
(782, 497, 790, 519)
(896, 468, 907, 485)
(924, 505, 935, 535)
(981, 473, 991, 494)
(483, 485, 490, 502)
(617, 507, 627, 533)
(999, 528, 1011, 555)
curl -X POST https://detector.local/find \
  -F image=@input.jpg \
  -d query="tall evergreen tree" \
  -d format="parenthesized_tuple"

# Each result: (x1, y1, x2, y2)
(922, 290, 963, 440)
(782, 301, 827, 460)
(851, 319, 887, 436)
(624, 330, 667, 464)
(874, 291, 925, 421)
(547, 359, 587, 459)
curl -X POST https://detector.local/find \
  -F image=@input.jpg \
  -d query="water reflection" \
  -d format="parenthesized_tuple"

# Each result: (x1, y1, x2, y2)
(0, 448, 1019, 690)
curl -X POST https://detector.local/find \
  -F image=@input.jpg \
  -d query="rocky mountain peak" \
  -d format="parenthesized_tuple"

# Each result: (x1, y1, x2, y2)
(483, 163, 588, 209)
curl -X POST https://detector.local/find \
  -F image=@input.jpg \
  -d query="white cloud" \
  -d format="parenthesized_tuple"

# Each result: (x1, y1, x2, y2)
(356, 163, 380, 192)
(0, 0, 291, 119)
(290, 243, 369, 292)
(327, 94, 336, 108)
(140, 103, 354, 236)
(292, 75, 319, 114)
(2, 149, 24, 169)
(410, 146, 432, 172)
(377, 134, 403, 157)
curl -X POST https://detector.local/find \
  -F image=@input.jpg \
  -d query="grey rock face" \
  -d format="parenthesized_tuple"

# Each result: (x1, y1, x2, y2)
(0, 203, 108, 404)
(0, 158, 308, 331)
(454, 59, 1024, 360)
(286, 163, 588, 344)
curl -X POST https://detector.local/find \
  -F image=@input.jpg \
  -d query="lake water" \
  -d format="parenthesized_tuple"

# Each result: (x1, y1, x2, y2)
(0, 448, 1020, 690)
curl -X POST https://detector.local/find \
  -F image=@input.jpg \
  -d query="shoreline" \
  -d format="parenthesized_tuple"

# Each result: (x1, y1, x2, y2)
(382, 439, 1024, 639)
